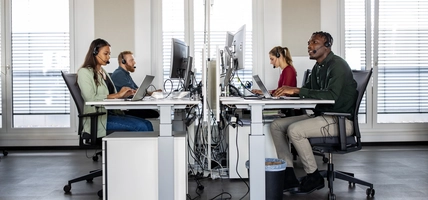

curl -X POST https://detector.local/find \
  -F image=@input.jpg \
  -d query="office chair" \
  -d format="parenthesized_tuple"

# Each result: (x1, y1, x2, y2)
(61, 71, 104, 198)
(306, 69, 374, 200)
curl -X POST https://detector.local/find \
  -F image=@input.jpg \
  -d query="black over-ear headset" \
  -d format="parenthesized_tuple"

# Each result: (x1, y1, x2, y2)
(275, 47, 281, 58)
(120, 53, 126, 64)
(323, 32, 333, 47)
(92, 38, 110, 56)
(92, 46, 99, 55)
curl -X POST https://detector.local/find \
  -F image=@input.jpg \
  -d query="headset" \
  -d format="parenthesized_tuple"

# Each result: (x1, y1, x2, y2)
(92, 46, 99, 55)
(275, 47, 281, 58)
(322, 32, 333, 47)
(120, 53, 127, 64)
(92, 38, 110, 56)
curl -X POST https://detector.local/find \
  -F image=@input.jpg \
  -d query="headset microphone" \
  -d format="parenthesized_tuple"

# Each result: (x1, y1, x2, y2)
(312, 46, 324, 54)
(97, 55, 110, 64)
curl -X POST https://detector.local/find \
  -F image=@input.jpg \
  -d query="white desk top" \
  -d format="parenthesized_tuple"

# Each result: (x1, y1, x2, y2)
(86, 97, 200, 109)
(220, 96, 334, 109)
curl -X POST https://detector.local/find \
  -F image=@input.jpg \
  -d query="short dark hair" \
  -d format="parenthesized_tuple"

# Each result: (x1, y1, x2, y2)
(312, 31, 333, 47)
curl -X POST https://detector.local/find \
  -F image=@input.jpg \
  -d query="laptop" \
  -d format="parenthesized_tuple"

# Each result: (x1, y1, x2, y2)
(248, 75, 300, 100)
(130, 75, 155, 101)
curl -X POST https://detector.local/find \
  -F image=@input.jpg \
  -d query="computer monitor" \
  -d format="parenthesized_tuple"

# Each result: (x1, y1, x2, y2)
(231, 24, 246, 71)
(223, 31, 234, 73)
(170, 38, 190, 79)
(183, 56, 194, 91)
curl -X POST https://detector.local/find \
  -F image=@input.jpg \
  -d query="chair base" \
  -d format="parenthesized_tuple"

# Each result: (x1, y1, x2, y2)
(63, 169, 102, 195)
(319, 162, 375, 199)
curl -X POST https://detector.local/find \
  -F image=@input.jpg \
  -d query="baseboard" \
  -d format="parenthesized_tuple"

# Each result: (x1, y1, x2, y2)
(362, 141, 428, 146)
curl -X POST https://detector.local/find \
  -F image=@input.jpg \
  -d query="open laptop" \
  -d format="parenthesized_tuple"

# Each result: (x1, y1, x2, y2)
(247, 75, 300, 100)
(129, 75, 155, 101)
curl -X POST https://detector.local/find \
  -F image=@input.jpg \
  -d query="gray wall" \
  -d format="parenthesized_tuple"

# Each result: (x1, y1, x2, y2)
(94, 0, 135, 60)
(282, 0, 320, 56)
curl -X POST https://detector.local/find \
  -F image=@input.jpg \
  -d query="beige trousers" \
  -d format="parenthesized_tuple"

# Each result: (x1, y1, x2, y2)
(270, 114, 353, 173)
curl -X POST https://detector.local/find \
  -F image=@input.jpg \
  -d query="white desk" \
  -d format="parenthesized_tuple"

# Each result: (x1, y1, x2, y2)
(87, 98, 199, 200)
(220, 97, 334, 200)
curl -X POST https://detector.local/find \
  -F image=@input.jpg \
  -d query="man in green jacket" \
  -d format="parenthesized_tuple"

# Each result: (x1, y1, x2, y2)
(270, 31, 357, 194)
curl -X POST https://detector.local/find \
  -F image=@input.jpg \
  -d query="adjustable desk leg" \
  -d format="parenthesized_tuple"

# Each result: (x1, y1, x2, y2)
(158, 105, 174, 200)
(249, 104, 265, 200)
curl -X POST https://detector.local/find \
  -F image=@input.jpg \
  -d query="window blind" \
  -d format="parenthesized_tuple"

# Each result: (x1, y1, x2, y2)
(12, 32, 70, 114)
(162, 0, 253, 93)
(344, 0, 368, 115)
(377, 0, 428, 114)
(345, 0, 428, 123)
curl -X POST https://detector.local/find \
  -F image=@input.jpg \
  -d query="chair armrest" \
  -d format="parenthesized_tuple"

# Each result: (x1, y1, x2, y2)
(79, 112, 106, 118)
(78, 112, 106, 146)
(321, 112, 351, 151)
(321, 112, 351, 117)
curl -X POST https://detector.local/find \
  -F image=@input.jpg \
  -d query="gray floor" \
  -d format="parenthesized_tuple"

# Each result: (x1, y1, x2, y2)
(0, 145, 427, 200)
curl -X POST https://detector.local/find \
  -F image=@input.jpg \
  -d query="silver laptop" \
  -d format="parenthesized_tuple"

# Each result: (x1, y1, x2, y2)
(251, 75, 300, 100)
(130, 75, 155, 101)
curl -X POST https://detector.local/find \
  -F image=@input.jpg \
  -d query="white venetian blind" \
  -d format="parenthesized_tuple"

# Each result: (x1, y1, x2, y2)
(11, 0, 70, 128)
(377, 0, 428, 114)
(162, 0, 252, 93)
(345, 0, 428, 123)
(344, 0, 368, 119)
(162, 0, 185, 92)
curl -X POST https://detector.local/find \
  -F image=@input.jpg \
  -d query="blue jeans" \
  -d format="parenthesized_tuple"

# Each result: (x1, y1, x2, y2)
(106, 114, 153, 132)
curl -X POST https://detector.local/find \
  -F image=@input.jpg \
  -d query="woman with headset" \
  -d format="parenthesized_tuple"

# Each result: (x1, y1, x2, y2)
(252, 46, 297, 95)
(77, 38, 153, 138)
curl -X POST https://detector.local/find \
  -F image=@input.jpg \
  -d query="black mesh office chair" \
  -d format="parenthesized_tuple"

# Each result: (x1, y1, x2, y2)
(307, 69, 374, 200)
(61, 71, 104, 198)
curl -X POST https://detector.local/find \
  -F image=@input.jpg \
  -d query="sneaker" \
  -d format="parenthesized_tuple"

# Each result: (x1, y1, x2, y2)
(295, 169, 325, 194)
(283, 167, 300, 193)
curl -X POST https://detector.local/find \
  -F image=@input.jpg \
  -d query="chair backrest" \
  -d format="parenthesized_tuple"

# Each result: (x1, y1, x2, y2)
(308, 69, 372, 153)
(302, 69, 312, 87)
(351, 69, 373, 142)
(61, 71, 84, 115)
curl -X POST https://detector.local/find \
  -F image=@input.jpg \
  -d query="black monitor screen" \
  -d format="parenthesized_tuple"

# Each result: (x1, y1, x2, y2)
(170, 38, 189, 79)
(183, 56, 193, 91)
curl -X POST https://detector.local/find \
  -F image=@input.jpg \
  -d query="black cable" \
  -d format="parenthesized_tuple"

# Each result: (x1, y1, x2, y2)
(320, 115, 338, 142)
(208, 191, 232, 200)
(147, 84, 157, 91)
(235, 70, 255, 95)
(233, 116, 250, 200)
(163, 79, 174, 98)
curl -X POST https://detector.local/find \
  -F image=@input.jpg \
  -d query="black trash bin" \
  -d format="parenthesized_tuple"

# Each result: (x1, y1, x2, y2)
(246, 158, 287, 200)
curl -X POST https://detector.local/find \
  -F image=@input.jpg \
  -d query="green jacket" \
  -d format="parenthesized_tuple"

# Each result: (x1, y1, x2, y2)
(77, 67, 121, 137)
(299, 52, 357, 119)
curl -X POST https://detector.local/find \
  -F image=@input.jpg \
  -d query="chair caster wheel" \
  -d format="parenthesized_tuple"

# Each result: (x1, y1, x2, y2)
(366, 188, 375, 197)
(98, 190, 103, 198)
(197, 185, 204, 190)
(328, 193, 336, 200)
(323, 157, 328, 163)
(63, 185, 71, 193)
(86, 178, 93, 182)
(93, 155, 99, 162)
